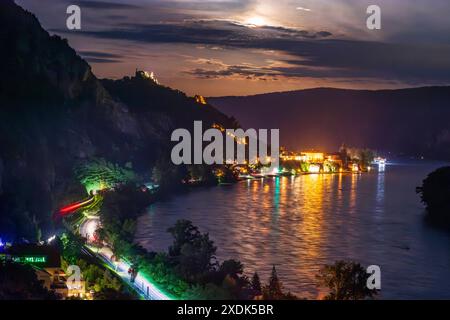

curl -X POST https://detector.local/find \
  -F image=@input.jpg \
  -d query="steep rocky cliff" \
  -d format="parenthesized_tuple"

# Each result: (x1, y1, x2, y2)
(0, 0, 235, 241)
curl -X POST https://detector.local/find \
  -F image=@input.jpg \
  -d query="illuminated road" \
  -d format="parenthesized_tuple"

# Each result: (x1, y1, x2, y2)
(54, 196, 96, 219)
(79, 217, 100, 242)
(85, 244, 171, 300)
(58, 195, 172, 300)
(79, 217, 171, 300)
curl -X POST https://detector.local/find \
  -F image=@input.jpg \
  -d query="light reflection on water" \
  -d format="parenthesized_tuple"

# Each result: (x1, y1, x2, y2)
(135, 161, 450, 299)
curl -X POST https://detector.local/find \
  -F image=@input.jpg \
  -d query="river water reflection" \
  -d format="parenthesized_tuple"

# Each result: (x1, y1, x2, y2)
(135, 161, 450, 299)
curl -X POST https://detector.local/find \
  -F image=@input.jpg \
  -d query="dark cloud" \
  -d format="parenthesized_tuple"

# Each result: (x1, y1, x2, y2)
(14, 0, 450, 94)
(165, 0, 255, 12)
(186, 65, 277, 80)
(52, 19, 450, 84)
(74, 0, 140, 10)
(278, 40, 450, 82)
(258, 25, 332, 39)
(78, 50, 122, 58)
(83, 57, 122, 63)
(53, 20, 330, 46)
(78, 50, 123, 63)
(104, 14, 129, 20)
(316, 31, 332, 38)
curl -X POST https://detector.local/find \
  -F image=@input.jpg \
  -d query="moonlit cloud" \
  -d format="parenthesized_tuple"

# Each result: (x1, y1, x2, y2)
(15, 0, 450, 96)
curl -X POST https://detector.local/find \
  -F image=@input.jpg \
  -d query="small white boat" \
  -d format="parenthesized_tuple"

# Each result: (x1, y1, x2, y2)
(373, 157, 387, 165)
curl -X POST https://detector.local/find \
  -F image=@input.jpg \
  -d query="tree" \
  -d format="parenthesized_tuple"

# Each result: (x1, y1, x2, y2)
(217, 260, 250, 299)
(339, 144, 350, 169)
(168, 220, 201, 257)
(181, 283, 232, 300)
(138, 252, 189, 297)
(263, 265, 284, 300)
(417, 166, 450, 226)
(358, 149, 375, 170)
(178, 234, 217, 281)
(167, 220, 217, 281)
(60, 232, 84, 265)
(76, 258, 125, 294)
(152, 153, 188, 191)
(99, 183, 153, 243)
(251, 272, 262, 296)
(216, 166, 238, 184)
(74, 158, 136, 194)
(219, 259, 244, 280)
(187, 165, 217, 185)
(316, 260, 378, 300)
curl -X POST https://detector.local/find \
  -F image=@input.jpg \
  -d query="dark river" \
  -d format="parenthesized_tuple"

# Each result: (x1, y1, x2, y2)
(135, 160, 450, 299)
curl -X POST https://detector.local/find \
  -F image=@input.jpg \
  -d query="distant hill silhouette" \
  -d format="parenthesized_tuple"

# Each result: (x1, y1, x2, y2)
(209, 87, 450, 159)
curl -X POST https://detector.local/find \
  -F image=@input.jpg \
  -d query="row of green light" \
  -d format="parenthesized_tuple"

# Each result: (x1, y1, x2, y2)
(11, 256, 47, 264)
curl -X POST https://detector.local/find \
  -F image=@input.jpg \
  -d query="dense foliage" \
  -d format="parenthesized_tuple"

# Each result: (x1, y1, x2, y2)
(167, 219, 217, 281)
(59, 232, 135, 299)
(60, 232, 84, 265)
(75, 158, 136, 194)
(316, 260, 378, 300)
(340, 146, 376, 170)
(261, 265, 297, 300)
(76, 259, 123, 293)
(417, 166, 450, 226)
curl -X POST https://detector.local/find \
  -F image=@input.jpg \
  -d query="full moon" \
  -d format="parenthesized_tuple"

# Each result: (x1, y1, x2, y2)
(245, 16, 267, 27)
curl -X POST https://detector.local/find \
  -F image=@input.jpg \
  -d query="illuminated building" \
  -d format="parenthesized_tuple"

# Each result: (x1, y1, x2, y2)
(301, 152, 325, 162)
(135, 69, 159, 84)
(194, 95, 207, 105)
(1, 244, 88, 299)
(308, 164, 321, 173)
(212, 123, 225, 131)
(326, 153, 343, 163)
(280, 151, 325, 163)
(280, 149, 353, 173)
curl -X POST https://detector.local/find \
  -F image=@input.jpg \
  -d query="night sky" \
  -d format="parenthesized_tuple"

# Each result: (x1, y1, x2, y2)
(17, 0, 450, 96)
